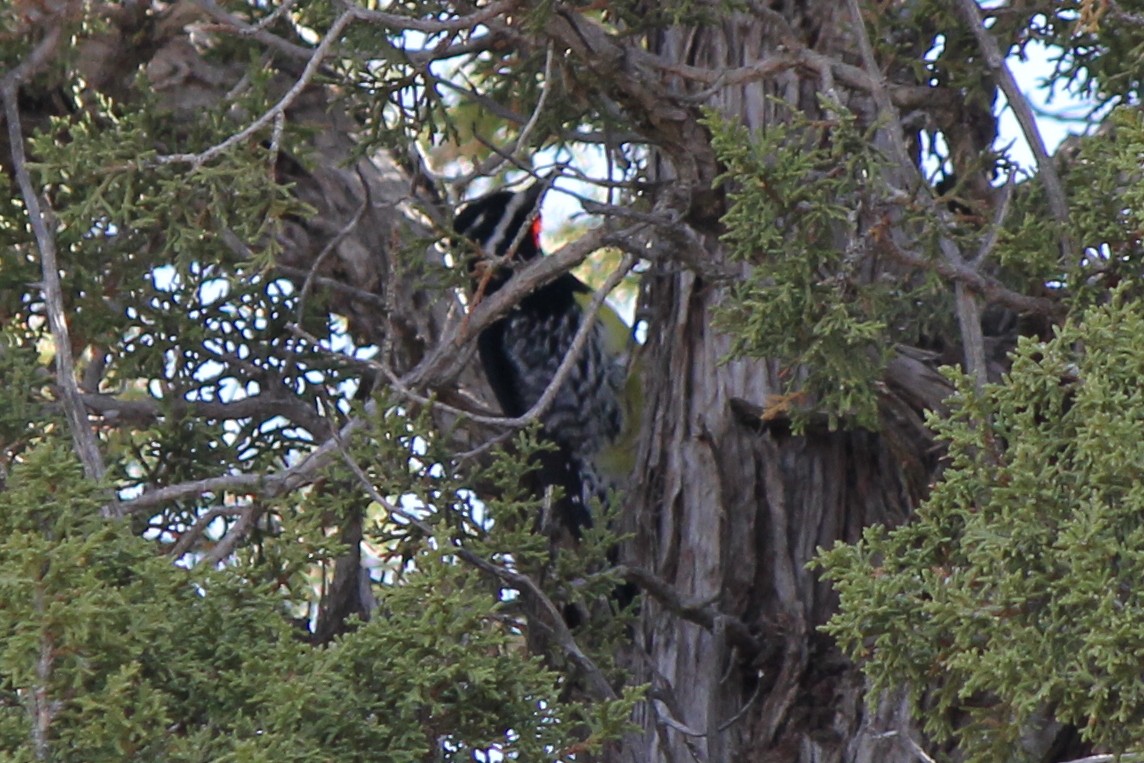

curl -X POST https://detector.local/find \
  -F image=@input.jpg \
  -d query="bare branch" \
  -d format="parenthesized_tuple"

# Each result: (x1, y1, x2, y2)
(155, 9, 355, 168)
(971, 169, 1017, 268)
(201, 501, 264, 565)
(616, 565, 765, 658)
(954, 282, 987, 393)
(346, 1, 520, 34)
(952, 0, 1073, 260)
(168, 505, 247, 559)
(652, 699, 706, 738)
(124, 473, 265, 514)
(903, 733, 938, 763)
(78, 392, 330, 438)
(872, 222, 1062, 319)
(2, 30, 108, 490)
(195, 0, 313, 61)
(718, 670, 765, 732)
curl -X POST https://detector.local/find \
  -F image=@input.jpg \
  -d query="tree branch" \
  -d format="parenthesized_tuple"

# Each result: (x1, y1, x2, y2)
(2, 29, 108, 491)
(78, 392, 330, 438)
(330, 424, 619, 702)
(616, 565, 766, 658)
(167, 505, 248, 560)
(401, 222, 647, 390)
(952, 0, 1073, 260)
(155, 9, 355, 168)
(871, 222, 1062, 319)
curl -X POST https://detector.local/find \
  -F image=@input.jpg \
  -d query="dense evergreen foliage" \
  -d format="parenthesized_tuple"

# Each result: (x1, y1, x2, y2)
(2, 1, 1144, 761)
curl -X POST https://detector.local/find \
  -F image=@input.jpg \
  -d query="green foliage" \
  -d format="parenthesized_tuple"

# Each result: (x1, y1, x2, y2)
(1030, 2, 1144, 108)
(817, 286, 1144, 760)
(705, 104, 949, 428)
(0, 440, 636, 762)
(7, 1, 1143, 761)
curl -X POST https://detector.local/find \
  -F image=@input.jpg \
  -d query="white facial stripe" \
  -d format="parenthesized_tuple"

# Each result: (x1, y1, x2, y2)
(467, 210, 488, 236)
(488, 190, 533, 255)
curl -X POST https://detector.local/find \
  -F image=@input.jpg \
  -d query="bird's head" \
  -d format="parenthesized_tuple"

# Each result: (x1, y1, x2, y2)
(453, 181, 547, 289)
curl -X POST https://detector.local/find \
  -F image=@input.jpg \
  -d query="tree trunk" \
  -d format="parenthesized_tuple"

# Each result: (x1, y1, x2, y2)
(621, 6, 936, 761)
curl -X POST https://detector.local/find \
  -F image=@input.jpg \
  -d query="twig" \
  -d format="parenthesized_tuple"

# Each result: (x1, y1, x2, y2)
(294, 168, 370, 325)
(249, 0, 299, 33)
(952, 0, 1073, 260)
(615, 565, 764, 657)
(2, 31, 108, 491)
(971, 169, 1017, 268)
(344, 1, 518, 34)
(718, 670, 765, 732)
(651, 700, 705, 738)
(330, 426, 619, 702)
(469, 40, 557, 182)
(195, 0, 313, 61)
(124, 473, 266, 513)
(78, 391, 330, 436)
(903, 733, 938, 763)
(155, 9, 355, 168)
(168, 505, 248, 559)
(847, 0, 1022, 388)
(201, 501, 264, 565)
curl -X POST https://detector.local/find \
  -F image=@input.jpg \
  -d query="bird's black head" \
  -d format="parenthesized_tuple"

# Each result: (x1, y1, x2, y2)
(453, 182, 546, 267)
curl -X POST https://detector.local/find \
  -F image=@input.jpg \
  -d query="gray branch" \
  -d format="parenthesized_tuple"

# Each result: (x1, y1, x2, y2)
(952, 0, 1073, 261)
(2, 29, 108, 492)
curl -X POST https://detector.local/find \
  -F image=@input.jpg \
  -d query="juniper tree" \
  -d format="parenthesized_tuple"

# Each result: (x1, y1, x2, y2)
(1, 2, 1142, 762)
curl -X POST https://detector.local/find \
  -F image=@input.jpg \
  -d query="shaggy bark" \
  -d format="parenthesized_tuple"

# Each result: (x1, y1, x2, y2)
(620, 6, 942, 762)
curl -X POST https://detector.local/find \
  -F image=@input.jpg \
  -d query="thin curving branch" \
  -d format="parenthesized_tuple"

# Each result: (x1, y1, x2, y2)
(155, 9, 356, 168)
(78, 391, 330, 438)
(871, 220, 1062, 319)
(2, 29, 108, 491)
(952, 0, 1073, 261)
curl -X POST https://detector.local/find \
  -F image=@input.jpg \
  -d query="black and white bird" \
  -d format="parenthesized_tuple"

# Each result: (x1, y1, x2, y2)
(453, 180, 640, 539)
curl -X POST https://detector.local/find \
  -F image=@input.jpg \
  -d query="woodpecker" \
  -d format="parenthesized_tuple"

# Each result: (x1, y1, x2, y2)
(453, 180, 639, 539)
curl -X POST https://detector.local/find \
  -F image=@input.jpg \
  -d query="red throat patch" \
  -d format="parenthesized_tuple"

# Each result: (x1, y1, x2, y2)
(530, 215, 542, 249)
